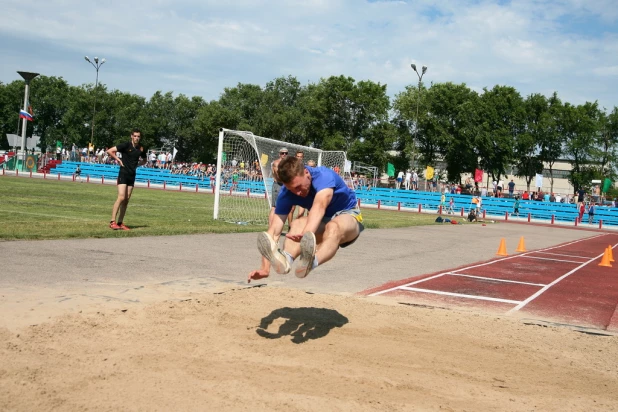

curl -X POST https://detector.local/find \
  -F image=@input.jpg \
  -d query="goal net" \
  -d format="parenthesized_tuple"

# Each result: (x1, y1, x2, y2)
(213, 128, 348, 225)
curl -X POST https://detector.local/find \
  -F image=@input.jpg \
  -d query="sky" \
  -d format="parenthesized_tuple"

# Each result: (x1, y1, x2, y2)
(1, 0, 617, 111)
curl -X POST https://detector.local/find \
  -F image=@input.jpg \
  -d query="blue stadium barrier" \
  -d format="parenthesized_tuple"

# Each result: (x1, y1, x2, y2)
(48, 162, 618, 226)
(355, 188, 618, 226)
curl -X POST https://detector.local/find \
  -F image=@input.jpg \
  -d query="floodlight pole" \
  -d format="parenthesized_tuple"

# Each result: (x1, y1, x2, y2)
(17, 71, 39, 170)
(84, 56, 106, 154)
(410, 63, 427, 189)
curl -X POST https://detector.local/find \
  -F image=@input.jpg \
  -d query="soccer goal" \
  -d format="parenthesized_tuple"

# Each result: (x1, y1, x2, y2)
(213, 128, 348, 225)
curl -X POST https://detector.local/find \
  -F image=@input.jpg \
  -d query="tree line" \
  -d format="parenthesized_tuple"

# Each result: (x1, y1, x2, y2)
(1, 74, 616, 192)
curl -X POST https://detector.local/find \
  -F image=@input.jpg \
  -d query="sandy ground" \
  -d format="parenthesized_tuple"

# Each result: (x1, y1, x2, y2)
(0, 286, 616, 411)
(1, 224, 617, 410)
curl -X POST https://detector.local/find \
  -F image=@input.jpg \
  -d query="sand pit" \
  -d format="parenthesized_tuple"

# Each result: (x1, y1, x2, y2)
(1, 285, 617, 411)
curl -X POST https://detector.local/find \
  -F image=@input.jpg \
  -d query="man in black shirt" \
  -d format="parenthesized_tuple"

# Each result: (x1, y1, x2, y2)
(106, 128, 147, 230)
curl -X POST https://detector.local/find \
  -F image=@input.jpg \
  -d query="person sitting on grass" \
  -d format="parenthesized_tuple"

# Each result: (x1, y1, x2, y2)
(467, 209, 478, 222)
(248, 156, 364, 282)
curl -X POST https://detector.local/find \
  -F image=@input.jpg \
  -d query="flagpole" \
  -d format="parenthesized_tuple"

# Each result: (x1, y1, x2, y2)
(17, 72, 39, 171)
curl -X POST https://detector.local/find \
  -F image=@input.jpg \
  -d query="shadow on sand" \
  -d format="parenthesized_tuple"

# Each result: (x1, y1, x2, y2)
(256, 307, 349, 344)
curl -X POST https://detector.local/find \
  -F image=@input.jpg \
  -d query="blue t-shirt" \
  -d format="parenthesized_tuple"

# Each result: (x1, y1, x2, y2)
(274, 166, 357, 218)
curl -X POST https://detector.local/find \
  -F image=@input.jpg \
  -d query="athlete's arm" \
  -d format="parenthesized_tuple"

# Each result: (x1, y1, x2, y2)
(287, 188, 333, 242)
(305, 188, 332, 233)
(106, 146, 124, 167)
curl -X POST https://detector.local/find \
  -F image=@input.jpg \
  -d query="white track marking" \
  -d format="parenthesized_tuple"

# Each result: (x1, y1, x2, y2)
(519, 256, 587, 264)
(445, 272, 546, 287)
(368, 234, 608, 298)
(400, 287, 522, 304)
(507, 246, 615, 314)
(534, 251, 591, 259)
(369, 273, 446, 296)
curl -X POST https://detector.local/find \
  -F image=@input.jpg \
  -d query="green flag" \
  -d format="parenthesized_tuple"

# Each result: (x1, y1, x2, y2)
(603, 178, 612, 193)
(56, 140, 62, 149)
(387, 163, 395, 177)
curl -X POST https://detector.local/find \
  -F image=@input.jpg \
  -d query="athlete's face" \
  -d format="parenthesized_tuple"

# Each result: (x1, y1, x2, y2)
(131, 132, 141, 146)
(284, 169, 311, 197)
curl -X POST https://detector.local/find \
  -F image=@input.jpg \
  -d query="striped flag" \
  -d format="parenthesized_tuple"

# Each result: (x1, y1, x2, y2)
(19, 109, 33, 121)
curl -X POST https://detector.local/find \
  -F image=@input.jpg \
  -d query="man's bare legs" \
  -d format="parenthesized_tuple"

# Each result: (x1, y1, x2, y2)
(282, 213, 360, 267)
(111, 184, 134, 223)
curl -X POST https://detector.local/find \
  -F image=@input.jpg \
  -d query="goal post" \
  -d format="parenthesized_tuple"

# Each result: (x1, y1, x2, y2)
(213, 128, 349, 225)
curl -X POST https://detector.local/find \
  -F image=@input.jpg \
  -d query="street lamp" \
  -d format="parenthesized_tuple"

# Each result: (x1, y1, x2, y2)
(410, 63, 427, 186)
(84, 56, 106, 156)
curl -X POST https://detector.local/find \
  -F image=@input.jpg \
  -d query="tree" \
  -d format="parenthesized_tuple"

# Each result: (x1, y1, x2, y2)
(561, 101, 601, 192)
(538, 92, 564, 193)
(595, 107, 618, 181)
(425, 82, 479, 181)
(302, 76, 389, 151)
(28, 76, 73, 151)
(0, 80, 25, 150)
(475, 85, 524, 184)
(514, 93, 548, 191)
(255, 76, 306, 145)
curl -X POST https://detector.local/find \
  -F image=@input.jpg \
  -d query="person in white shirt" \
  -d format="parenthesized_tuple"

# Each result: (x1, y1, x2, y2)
(396, 171, 404, 189)
(404, 170, 412, 190)
(412, 171, 418, 190)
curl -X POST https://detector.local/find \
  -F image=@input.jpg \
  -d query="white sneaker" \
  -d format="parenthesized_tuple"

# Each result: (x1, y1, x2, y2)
(295, 232, 316, 278)
(257, 232, 290, 274)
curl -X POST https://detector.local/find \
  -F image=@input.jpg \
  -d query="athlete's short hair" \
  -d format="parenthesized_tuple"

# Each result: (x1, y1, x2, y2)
(277, 156, 305, 184)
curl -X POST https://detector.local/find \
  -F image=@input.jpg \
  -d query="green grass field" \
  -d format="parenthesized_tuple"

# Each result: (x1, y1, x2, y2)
(0, 177, 443, 240)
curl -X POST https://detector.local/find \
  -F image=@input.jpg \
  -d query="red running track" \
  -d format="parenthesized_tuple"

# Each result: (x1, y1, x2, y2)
(363, 233, 618, 333)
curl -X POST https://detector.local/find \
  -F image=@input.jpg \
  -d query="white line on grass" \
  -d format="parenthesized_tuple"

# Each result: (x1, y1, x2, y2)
(2, 210, 98, 221)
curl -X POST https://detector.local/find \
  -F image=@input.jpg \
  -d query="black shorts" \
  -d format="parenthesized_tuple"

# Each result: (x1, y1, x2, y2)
(117, 171, 136, 186)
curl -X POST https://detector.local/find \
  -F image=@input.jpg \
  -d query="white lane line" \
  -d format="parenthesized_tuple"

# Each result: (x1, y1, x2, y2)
(507, 247, 613, 314)
(445, 272, 546, 287)
(534, 251, 591, 259)
(368, 234, 607, 297)
(368, 273, 446, 296)
(400, 286, 522, 304)
(520, 256, 587, 264)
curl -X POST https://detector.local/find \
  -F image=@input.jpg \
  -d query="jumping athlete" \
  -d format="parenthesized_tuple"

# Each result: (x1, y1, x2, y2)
(248, 156, 363, 282)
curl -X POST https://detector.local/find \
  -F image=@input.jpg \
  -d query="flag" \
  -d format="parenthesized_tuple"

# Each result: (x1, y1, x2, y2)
(172, 147, 178, 160)
(387, 163, 395, 177)
(535, 173, 543, 188)
(603, 178, 612, 193)
(426, 166, 434, 180)
(344, 160, 351, 173)
(474, 168, 483, 183)
(260, 153, 269, 166)
(19, 109, 33, 122)
(56, 140, 62, 149)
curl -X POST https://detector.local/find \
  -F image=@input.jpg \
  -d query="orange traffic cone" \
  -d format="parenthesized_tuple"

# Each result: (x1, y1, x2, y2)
(496, 238, 508, 256)
(599, 248, 612, 268)
(516, 236, 527, 252)
(607, 245, 615, 263)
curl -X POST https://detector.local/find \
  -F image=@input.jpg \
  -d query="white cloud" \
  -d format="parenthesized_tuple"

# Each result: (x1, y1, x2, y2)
(0, 0, 616, 109)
